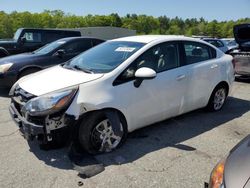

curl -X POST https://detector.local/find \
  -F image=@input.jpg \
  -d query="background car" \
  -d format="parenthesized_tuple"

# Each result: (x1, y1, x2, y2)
(221, 38, 239, 50)
(0, 28, 81, 58)
(202, 38, 229, 53)
(206, 134, 250, 188)
(229, 24, 250, 77)
(0, 37, 104, 87)
(9, 35, 234, 154)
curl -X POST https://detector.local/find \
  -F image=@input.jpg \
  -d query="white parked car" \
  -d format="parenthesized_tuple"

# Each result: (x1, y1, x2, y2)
(9, 35, 235, 154)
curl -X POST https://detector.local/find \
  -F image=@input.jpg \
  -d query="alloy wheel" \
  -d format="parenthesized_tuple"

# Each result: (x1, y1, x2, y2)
(91, 119, 123, 152)
(213, 88, 226, 110)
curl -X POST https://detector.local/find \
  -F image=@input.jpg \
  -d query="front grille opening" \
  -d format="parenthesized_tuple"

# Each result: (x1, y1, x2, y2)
(28, 115, 46, 125)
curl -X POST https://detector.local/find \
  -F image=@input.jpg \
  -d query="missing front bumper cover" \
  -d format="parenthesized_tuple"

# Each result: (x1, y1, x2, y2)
(9, 102, 75, 143)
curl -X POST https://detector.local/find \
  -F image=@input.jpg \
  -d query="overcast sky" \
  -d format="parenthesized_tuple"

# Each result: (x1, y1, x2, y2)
(0, 0, 249, 21)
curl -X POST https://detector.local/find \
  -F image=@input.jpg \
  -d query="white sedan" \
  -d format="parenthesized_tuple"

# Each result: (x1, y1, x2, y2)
(9, 35, 235, 154)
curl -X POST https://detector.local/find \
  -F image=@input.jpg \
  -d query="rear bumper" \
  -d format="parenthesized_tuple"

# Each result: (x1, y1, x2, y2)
(233, 53, 250, 76)
(9, 102, 45, 139)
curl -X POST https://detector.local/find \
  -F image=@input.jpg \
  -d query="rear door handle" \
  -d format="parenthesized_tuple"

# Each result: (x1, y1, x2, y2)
(211, 64, 218, 69)
(176, 74, 186, 81)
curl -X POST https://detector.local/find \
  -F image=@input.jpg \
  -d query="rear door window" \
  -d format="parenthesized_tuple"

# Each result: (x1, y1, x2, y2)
(183, 42, 215, 65)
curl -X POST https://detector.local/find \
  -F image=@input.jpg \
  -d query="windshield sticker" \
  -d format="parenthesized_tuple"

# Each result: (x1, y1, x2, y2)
(115, 47, 136, 52)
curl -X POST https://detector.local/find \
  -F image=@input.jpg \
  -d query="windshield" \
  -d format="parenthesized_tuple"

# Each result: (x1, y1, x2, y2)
(13, 29, 22, 40)
(34, 40, 66, 55)
(64, 41, 145, 73)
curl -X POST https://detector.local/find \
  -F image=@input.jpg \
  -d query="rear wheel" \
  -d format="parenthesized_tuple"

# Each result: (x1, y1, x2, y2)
(78, 111, 127, 154)
(206, 85, 228, 111)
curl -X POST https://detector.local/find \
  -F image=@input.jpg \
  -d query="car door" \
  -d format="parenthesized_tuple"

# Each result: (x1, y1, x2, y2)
(181, 41, 220, 111)
(113, 42, 189, 130)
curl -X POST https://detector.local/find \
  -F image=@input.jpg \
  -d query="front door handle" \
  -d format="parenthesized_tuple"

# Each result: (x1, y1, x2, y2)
(211, 64, 218, 69)
(176, 74, 186, 81)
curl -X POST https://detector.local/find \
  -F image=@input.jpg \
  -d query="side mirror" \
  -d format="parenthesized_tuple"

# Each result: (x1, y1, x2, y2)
(55, 49, 65, 57)
(20, 37, 26, 43)
(134, 67, 156, 88)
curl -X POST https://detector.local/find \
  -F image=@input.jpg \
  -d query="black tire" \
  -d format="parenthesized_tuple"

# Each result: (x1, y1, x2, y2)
(18, 68, 41, 79)
(206, 85, 228, 112)
(78, 110, 127, 154)
(39, 127, 70, 150)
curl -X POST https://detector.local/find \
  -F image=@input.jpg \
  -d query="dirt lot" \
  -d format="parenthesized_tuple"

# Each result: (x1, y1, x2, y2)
(0, 79, 250, 188)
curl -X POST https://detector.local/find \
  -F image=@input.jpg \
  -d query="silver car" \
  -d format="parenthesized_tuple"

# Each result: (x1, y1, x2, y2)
(206, 134, 250, 188)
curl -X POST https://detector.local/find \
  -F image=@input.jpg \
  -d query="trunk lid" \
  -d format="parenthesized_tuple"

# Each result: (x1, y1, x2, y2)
(233, 24, 250, 50)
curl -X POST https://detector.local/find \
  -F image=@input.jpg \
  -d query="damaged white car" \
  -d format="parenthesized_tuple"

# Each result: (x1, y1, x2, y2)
(9, 35, 235, 154)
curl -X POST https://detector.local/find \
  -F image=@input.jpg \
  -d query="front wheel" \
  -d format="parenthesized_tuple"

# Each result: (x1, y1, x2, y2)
(206, 86, 228, 111)
(78, 111, 127, 154)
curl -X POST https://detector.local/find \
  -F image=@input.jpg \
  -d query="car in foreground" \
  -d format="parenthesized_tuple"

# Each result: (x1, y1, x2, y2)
(202, 38, 229, 53)
(206, 134, 250, 188)
(0, 28, 81, 58)
(9, 35, 234, 154)
(0, 37, 104, 88)
(229, 24, 250, 77)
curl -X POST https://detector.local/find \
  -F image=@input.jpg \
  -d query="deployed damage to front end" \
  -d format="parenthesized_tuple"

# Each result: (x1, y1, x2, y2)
(9, 84, 78, 145)
(230, 24, 250, 76)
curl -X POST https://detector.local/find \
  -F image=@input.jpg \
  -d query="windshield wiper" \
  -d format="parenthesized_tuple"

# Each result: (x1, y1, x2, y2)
(63, 64, 94, 74)
(79, 67, 94, 74)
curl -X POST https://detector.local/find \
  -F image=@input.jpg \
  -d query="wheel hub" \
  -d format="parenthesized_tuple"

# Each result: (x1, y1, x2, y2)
(92, 119, 123, 152)
(213, 88, 226, 110)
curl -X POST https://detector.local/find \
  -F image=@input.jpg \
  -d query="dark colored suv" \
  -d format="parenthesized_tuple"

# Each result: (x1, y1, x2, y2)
(0, 28, 81, 58)
(0, 37, 104, 87)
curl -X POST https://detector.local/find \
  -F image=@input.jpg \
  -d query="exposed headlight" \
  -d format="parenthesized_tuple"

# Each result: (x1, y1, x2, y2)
(23, 87, 78, 116)
(209, 159, 226, 188)
(0, 63, 13, 74)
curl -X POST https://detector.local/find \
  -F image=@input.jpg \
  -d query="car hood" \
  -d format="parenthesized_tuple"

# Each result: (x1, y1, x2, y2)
(233, 24, 250, 45)
(224, 134, 250, 188)
(18, 65, 104, 96)
(0, 53, 41, 65)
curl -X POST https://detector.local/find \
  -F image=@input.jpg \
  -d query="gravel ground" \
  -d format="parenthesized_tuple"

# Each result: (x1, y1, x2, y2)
(0, 79, 250, 188)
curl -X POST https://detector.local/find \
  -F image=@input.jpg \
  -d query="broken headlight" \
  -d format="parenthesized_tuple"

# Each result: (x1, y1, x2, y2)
(23, 87, 78, 116)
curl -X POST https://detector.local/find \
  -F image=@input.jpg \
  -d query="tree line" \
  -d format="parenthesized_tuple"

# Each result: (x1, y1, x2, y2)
(0, 10, 249, 39)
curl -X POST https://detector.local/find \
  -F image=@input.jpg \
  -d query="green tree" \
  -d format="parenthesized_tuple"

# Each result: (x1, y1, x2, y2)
(0, 10, 249, 39)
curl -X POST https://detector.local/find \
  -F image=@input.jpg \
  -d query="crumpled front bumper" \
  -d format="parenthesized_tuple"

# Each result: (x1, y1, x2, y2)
(9, 102, 45, 140)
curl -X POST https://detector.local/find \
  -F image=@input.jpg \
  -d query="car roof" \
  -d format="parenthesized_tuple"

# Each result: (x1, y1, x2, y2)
(111, 35, 198, 44)
(57, 37, 105, 42)
(19, 28, 80, 33)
